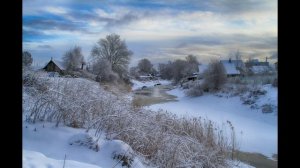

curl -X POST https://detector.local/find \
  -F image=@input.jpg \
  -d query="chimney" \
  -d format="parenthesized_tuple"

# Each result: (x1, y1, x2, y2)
(229, 58, 232, 63)
(265, 57, 268, 63)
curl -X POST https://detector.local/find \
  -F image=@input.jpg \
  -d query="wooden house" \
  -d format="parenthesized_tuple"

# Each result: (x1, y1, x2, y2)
(43, 58, 65, 74)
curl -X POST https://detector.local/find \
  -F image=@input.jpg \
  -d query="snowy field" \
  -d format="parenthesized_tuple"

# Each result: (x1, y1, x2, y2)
(147, 85, 277, 158)
(23, 122, 145, 168)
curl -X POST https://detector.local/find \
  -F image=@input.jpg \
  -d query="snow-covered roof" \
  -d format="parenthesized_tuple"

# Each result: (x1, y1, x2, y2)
(43, 59, 65, 70)
(220, 60, 240, 75)
(53, 60, 65, 70)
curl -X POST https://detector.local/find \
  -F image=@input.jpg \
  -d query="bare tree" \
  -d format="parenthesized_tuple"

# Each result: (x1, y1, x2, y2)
(23, 51, 33, 67)
(172, 59, 190, 83)
(63, 46, 85, 71)
(91, 34, 133, 78)
(203, 60, 227, 91)
(234, 50, 241, 61)
(137, 58, 153, 75)
(185, 55, 200, 74)
(158, 62, 173, 80)
(186, 55, 199, 64)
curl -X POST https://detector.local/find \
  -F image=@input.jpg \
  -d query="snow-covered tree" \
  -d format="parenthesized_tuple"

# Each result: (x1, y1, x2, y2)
(23, 51, 33, 67)
(91, 34, 133, 78)
(137, 58, 153, 75)
(203, 60, 227, 90)
(63, 46, 85, 71)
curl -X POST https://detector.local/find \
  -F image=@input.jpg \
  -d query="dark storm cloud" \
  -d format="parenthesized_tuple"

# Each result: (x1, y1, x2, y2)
(105, 12, 139, 28)
(24, 19, 84, 31)
(207, 0, 271, 13)
(174, 34, 277, 50)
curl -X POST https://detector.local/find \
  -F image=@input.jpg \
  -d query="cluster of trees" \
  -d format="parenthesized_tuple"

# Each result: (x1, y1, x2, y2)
(186, 60, 227, 96)
(130, 55, 199, 83)
(158, 55, 199, 83)
(61, 34, 132, 83)
(129, 58, 157, 78)
(22, 34, 133, 84)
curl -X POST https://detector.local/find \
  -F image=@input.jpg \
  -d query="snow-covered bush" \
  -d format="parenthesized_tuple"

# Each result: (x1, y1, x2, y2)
(93, 59, 120, 83)
(90, 108, 231, 167)
(261, 104, 275, 113)
(113, 153, 134, 168)
(68, 133, 99, 152)
(185, 81, 204, 97)
(27, 77, 120, 127)
(23, 69, 49, 93)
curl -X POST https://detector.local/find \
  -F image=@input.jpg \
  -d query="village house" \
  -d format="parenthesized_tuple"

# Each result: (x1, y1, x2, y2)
(245, 58, 273, 74)
(43, 58, 65, 75)
(220, 58, 246, 77)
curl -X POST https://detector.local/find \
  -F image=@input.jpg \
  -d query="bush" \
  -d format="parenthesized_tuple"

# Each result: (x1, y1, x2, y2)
(185, 81, 204, 97)
(261, 104, 274, 113)
(23, 70, 49, 92)
(113, 153, 134, 168)
(68, 133, 99, 152)
(203, 60, 227, 91)
(233, 85, 250, 96)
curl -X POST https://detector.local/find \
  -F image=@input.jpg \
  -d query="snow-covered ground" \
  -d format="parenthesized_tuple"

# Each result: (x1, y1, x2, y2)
(23, 122, 254, 168)
(147, 85, 277, 158)
(131, 79, 171, 90)
(23, 150, 103, 168)
(23, 122, 145, 168)
(22, 76, 259, 168)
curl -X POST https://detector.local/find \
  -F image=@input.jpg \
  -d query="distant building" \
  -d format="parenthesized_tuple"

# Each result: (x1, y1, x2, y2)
(245, 58, 272, 74)
(43, 58, 65, 74)
(245, 59, 269, 67)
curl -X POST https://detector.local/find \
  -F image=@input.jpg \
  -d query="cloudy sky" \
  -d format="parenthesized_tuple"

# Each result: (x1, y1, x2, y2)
(23, 0, 277, 67)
